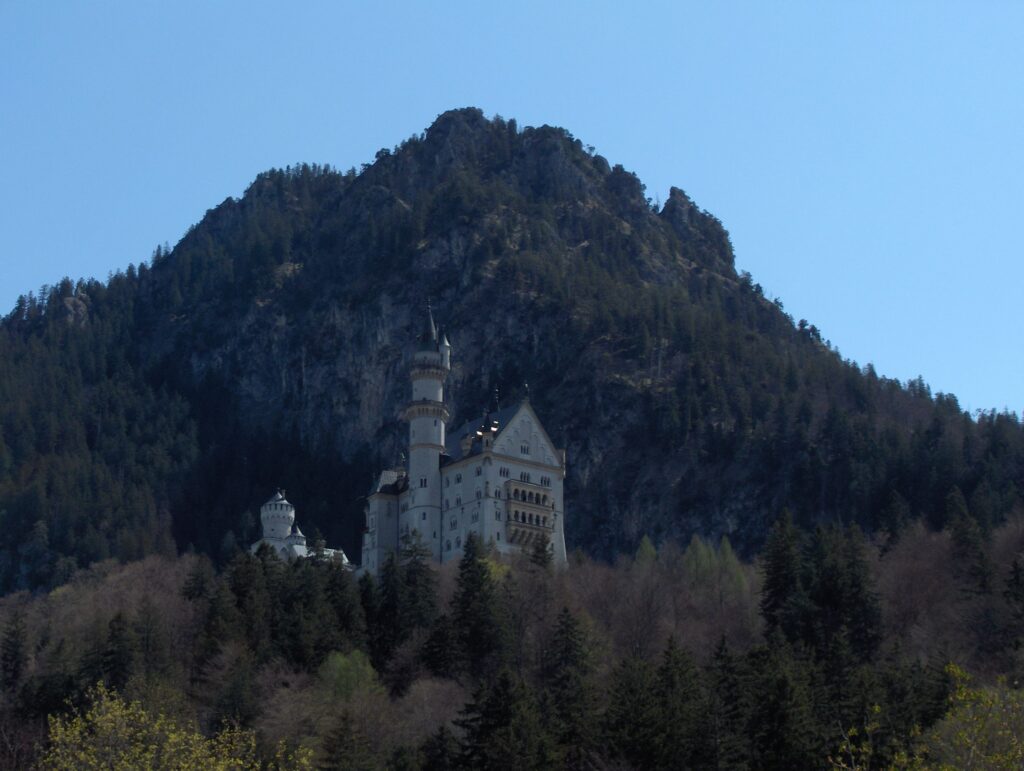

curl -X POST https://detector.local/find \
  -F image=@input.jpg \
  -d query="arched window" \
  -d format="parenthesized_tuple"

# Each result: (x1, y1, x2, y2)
(513, 489, 520, 501)
(456, 536, 461, 548)
(542, 495, 548, 505)
(528, 492, 534, 503)
(543, 517, 548, 527)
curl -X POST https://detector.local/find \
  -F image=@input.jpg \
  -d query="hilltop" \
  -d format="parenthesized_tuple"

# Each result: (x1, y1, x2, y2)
(0, 108, 1021, 589)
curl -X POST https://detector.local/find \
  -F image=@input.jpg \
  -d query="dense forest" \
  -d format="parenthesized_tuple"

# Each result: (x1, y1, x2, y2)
(1, 518, 1023, 768)
(1, 108, 1022, 595)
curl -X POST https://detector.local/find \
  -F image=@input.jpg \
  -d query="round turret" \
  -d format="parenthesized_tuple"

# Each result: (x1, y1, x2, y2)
(260, 489, 295, 540)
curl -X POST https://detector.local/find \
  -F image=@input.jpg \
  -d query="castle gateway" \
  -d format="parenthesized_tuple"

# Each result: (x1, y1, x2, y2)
(360, 309, 568, 573)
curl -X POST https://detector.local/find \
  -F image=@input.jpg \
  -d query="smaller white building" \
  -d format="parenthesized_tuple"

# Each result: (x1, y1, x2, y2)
(250, 489, 352, 567)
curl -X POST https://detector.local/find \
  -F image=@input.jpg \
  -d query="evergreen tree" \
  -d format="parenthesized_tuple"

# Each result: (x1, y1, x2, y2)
(653, 637, 706, 768)
(602, 656, 658, 768)
(0, 611, 27, 692)
(543, 608, 595, 764)
(745, 642, 819, 769)
(706, 638, 749, 770)
(401, 536, 438, 632)
(452, 533, 505, 682)
(760, 510, 805, 642)
(420, 725, 458, 771)
(420, 613, 459, 680)
(456, 670, 551, 770)
(102, 612, 135, 691)
(947, 492, 993, 595)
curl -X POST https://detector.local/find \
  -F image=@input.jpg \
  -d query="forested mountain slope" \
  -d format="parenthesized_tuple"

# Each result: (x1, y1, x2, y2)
(1, 107, 1021, 590)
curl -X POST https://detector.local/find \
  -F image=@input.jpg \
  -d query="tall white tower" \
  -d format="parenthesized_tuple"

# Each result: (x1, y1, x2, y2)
(402, 306, 451, 558)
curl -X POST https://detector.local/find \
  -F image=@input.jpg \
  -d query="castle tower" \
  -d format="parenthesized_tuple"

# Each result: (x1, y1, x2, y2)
(401, 305, 451, 558)
(261, 489, 295, 540)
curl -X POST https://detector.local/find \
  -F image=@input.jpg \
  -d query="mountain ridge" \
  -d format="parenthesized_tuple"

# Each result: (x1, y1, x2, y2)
(0, 107, 1020, 591)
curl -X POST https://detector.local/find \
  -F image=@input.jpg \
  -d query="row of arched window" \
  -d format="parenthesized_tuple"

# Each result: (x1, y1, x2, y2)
(512, 488, 548, 506)
(512, 510, 548, 527)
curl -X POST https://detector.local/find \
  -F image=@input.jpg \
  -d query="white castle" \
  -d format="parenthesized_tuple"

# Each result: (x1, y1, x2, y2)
(250, 489, 352, 566)
(360, 308, 568, 574)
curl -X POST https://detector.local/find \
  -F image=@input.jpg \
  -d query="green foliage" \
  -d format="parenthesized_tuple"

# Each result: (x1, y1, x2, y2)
(452, 534, 506, 682)
(39, 683, 312, 770)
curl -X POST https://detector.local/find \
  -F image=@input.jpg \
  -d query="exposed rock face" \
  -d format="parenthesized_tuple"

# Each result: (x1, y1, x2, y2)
(129, 108, 755, 559)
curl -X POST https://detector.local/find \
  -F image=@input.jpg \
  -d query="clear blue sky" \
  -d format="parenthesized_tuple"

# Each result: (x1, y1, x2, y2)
(2, 2, 1021, 414)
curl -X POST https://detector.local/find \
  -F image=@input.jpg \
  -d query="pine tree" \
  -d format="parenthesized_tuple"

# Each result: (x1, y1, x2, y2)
(602, 656, 658, 768)
(420, 613, 459, 680)
(0, 611, 27, 692)
(456, 670, 551, 769)
(653, 637, 706, 768)
(452, 533, 505, 682)
(102, 612, 135, 691)
(745, 642, 819, 769)
(706, 638, 749, 770)
(948, 494, 993, 595)
(760, 510, 805, 642)
(543, 608, 595, 764)
(420, 724, 458, 771)
(402, 535, 438, 632)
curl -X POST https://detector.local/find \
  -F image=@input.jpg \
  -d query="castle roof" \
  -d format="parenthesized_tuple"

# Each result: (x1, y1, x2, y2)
(369, 468, 407, 496)
(444, 403, 520, 463)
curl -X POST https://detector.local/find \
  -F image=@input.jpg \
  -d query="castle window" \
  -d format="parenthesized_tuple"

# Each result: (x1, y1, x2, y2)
(450, 517, 457, 529)
(496, 489, 501, 499)
(542, 495, 548, 505)
(456, 536, 461, 548)
(500, 467, 509, 478)
(528, 492, 534, 503)
(455, 496, 461, 506)
(445, 478, 450, 488)
(476, 490, 481, 500)
(497, 532, 501, 541)
(456, 473, 462, 483)
(446, 540, 451, 551)
(521, 444, 530, 455)
(513, 489, 519, 501)
(420, 478, 427, 488)
(495, 510, 501, 521)
(445, 499, 449, 509)
(475, 466, 482, 477)
(421, 511, 427, 521)
(543, 517, 548, 527)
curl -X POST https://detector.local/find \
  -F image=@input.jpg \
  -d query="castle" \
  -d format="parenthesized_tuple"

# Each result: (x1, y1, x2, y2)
(250, 489, 352, 566)
(360, 309, 568, 574)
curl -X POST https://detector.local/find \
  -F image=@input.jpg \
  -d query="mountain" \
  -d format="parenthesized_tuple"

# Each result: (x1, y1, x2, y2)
(1, 107, 1021, 591)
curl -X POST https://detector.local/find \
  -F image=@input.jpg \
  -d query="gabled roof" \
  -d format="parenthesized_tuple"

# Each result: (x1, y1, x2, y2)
(444, 403, 520, 462)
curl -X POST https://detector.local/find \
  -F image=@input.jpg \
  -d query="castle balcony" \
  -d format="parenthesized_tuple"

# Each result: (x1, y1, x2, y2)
(503, 480, 556, 546)
(402, 398, 450, 422)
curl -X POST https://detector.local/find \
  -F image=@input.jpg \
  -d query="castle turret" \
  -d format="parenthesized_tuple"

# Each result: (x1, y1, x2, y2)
(402, 305, 450, 558)
(260, 489, 295, 540)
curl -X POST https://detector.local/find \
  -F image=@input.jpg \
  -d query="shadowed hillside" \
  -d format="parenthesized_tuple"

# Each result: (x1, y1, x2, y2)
(0, 108, 1021, 589)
